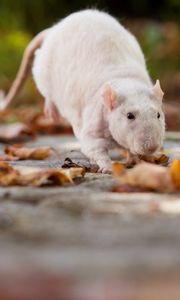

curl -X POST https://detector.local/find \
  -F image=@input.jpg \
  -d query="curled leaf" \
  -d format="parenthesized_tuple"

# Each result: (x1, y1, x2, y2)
(140, 153, 169, 165)
(0, 162, 85, 187)
(62, 157, 98, 173)
(170, 159, 180, 189)
(4, 145, 53, 160)
(0, 162, 19, 186)
(113, 162, 174, 193)
(112, 162, 125, 176)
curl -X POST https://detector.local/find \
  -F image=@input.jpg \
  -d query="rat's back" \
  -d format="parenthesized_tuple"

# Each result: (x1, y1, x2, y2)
(33, 9, 147, 123)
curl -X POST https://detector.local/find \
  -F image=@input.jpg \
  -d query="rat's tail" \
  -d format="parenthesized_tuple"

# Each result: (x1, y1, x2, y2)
(0, 29, 49, 110)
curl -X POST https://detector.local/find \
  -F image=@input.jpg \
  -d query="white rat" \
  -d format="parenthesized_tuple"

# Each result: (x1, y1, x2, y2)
(0, 9, 165, 173)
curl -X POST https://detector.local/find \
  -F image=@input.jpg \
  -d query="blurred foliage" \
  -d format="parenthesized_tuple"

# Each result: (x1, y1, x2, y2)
(0, 31, 31, 79)
(0, 0, 179, 104)
(0, 0, 179, 33)
(127, 21, 180, 80)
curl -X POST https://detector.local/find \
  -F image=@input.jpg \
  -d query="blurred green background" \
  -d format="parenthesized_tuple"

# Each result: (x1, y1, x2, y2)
(0, 0, 179, 106)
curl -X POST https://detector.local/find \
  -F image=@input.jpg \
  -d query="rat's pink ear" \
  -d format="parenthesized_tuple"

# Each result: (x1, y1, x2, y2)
(153, 79, 164, 102)
(102, 84, 117, 111)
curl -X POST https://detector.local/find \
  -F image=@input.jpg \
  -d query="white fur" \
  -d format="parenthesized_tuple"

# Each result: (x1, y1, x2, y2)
(33, 9, 165, 172)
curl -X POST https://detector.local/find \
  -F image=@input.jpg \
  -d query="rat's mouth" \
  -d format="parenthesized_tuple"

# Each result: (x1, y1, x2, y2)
(130, 147, 158, 157)
(130, 139, 160, 156)
(144, 149, 157, 155)
(138, 147, 160, 156)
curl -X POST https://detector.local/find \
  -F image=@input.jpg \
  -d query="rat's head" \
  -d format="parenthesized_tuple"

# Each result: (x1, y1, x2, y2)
(103, 80, 165, 155)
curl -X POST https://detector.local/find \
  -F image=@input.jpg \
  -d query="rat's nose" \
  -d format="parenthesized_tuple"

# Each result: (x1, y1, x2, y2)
(143, 141, 158, 154)
(147, 144, 158, 153)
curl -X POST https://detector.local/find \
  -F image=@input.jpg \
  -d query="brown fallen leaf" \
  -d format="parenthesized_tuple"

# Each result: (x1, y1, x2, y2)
(112, 161, 175, 193)
(0, 162, 19, 186)
(0, 162, 85, 187)
(170, 159, 180, 189)
(4, 145, 53, 160)
(26, 113, 73, 135)
(62, 157, 98, 172)
(0, 106, 73, 136)
(122, 150, 169, 166)
(140, 153, 169, 165)
(0, 123, 35, 143)
(112, 161, 126, 176)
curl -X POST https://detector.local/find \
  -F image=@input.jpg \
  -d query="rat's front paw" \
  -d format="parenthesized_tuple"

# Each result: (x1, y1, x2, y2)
(97, 161, 112, 174)
(98, 166, 111, 174)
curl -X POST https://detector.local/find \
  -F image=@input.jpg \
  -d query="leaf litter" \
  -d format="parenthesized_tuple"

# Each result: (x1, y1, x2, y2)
(3, 145, 54, 161)
(0, 106, 179, 191)
(62, 157, 98, 173)
(0, 162, 85, 187)
(112, 159, 180, 193)
(0, 123, 35, 143)
(120, 149, 169, 167)
(0, 108, 72, 143)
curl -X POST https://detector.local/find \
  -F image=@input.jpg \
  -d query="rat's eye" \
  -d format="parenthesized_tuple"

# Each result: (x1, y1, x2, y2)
(157, 112, 160, 119)
(127, 112, 135, 120)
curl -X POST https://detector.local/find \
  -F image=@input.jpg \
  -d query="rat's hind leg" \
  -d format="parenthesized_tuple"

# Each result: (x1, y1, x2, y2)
(44, 99, 60, 122)
(44, 99, 68, 124)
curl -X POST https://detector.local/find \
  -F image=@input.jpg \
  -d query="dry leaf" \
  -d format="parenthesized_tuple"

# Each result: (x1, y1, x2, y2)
(112, 162, 126, 176)
(112, 161, 174, 192)
(62, 157, 98, 172)
(26, 113, 73, 135)
(0, 108, 73, 138)
(170, 159, 180, 189)
(0, 162, 85, 187)
(4, 145, 53, 160)
(0, 123, 35, 143)
(0, 162, 19, 185)
(140, 153, 169, 165)
(121, 150, 169, 167)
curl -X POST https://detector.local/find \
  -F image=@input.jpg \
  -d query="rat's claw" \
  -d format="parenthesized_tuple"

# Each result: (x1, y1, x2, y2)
(98, 166, 112, 174)
(98, 161, 112, 174)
